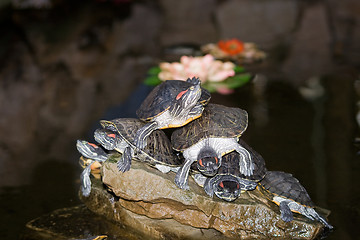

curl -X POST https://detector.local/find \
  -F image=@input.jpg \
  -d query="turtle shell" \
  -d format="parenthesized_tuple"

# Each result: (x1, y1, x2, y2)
(136, 80, 210, 121)
(100, 118, 181, 167)
(218, 140, 266, 182)
(260, 171, 314, 207)
(171, 103, 248, 150)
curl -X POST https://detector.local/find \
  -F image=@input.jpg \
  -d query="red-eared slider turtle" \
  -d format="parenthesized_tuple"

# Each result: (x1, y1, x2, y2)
(76, 140, 109, 197)
(258, 171, 333, 229)
(134, 77, 211, 150)
(171, 103, 253, 190)
(98, 118, 182, 173)
(203, 140, 266, 201)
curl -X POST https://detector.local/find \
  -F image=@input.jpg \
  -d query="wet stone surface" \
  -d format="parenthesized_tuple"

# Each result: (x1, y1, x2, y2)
(78, 160, 329, 240)
(23, 204, 150, 240)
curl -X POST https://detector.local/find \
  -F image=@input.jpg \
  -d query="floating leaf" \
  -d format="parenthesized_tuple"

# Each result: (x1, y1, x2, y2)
(234, 65, 245, 74)
(144, 76, 162, 86)
(147, 66, 161, 75)
(201, 82, 217, 93)
(224, 73, 252, 89)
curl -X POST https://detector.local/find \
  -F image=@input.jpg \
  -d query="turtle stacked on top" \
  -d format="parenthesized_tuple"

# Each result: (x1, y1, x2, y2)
(76, 77, 332, 230)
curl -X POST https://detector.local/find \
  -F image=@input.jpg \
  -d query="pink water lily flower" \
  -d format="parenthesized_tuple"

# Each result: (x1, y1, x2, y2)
(158, 54, 235, 83)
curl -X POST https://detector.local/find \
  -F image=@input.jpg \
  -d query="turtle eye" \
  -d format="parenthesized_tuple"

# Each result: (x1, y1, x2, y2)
(176, 89, 188, 100)
(190, 86, 195, 90)
(219, 181, 224, 188)
(88, 143, 98, 148)
(199, 159, 204, 167)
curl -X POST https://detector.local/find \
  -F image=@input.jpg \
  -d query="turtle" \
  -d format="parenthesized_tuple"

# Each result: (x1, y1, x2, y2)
(257, 170, 333, 229)
(97, 118, 182, 173)
(171, 103, 254, 190)
(203, 140, 266, 201)
(134, 77, 211, 150)
(76, 140, 109, 197)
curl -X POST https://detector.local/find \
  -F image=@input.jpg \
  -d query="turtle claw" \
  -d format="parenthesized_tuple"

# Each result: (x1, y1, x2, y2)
(175, 169, 190, 190)
(174, 173, 189, 190)
(240, 163, 254, 177)
(117, 147, 132, 172)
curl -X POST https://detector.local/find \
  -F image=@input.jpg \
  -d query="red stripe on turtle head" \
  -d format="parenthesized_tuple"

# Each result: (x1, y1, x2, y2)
(219, 181, 224, 188)
(88, 142, 98, 148)
(107, 133, 116, 139)
(176, 89, 188, 100)
(199, 159, 204, 167)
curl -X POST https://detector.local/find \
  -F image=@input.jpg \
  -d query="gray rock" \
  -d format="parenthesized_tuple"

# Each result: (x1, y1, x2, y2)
(80, 160, 328, 239)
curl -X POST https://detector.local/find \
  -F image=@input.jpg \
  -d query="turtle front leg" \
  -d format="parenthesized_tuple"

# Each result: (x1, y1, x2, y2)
(80, 164, 93, 197)
(117, 146, 132, 172)
(279, 200, 294, 222)
(174, 159, 194, 190)
(203, 177, 216, 197)
(134, 121, 159, 149)
(235, 144, 254, 176)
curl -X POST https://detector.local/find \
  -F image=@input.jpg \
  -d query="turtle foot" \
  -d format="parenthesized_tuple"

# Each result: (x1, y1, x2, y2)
(175, 182, 189, 190)
(174, 163, 192, 190)
(237, 145, 255, 177)
(134, 122, 159, 150)
(203, 178, 214, 197)
(134, 137, 147, 150)
(174, 174, 190, 190)
(239, 163, 254, 177)
(280, 201, 294, 222)
(80, 165, 92, 197)
(117, 147, 132, 172)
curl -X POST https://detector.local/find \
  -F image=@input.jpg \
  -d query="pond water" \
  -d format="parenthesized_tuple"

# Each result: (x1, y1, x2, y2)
(1, 75, 358, 239)
(0, 2, 359, 239)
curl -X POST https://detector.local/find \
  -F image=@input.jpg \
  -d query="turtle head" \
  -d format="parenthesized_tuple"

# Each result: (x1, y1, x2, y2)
(94, 128, 119, 151)
(176, 77, 201, 109)
(213, 175, 244, 202)
(76, 140, 108, 162)
(197, 147, 220, 176)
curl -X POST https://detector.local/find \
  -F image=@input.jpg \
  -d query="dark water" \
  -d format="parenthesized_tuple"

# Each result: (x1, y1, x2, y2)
(1, 77, 359, 239)
(0, 1, 359, 239)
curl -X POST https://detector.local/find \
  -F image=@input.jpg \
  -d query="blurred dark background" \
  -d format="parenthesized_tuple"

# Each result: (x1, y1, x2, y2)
(0, 0, 359, 239)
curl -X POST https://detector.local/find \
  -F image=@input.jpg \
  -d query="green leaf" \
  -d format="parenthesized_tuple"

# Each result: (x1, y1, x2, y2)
(233, 65, 245, 74)
(144, 76, 162, 86)
(147, 66, 161, 75)
(224, 73, 252, 89)
(201, 82, 217, 93)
